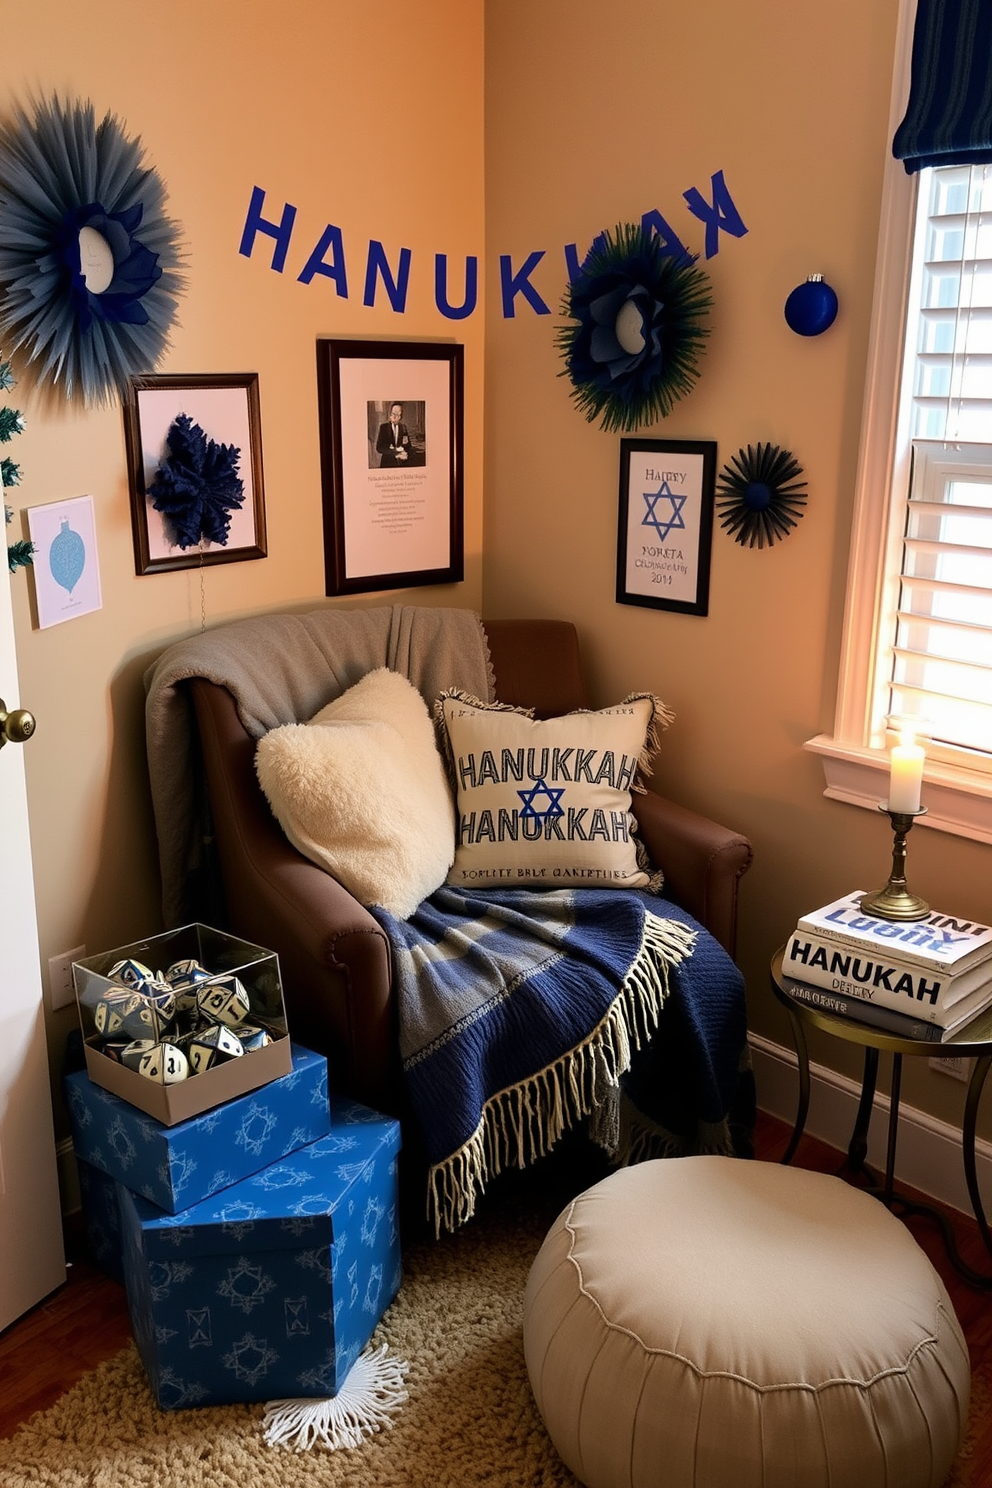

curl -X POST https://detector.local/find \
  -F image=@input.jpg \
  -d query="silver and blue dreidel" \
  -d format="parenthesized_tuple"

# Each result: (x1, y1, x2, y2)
(163, 959, 212, 1015)
(135, 1041, 189, 1085)
(91, 986, 137, 1040)
(120, 1038, 158, 1072)
(196, 974, 251, 1028)
(187, 1023, 244, 1075)
(119, 983, 177, 1043)
(108, 957, 155, 990)
(237, 1023, 273, 1053)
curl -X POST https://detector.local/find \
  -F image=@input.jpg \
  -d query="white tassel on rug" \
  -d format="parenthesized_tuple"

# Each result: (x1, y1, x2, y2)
(262, 1343, 409, 1451)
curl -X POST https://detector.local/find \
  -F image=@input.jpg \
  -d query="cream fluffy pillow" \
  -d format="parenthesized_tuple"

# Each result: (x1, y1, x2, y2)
(255, 668, 455, 918)
(436, 690, 672, 891)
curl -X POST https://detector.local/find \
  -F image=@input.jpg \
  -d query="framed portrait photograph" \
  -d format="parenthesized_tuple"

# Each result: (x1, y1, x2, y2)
(316, 338, 464, 595)
(616, 438, 716, 616)
(123, 373, 267, 575)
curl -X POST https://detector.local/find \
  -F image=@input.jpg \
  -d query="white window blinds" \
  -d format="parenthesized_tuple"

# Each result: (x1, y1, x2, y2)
(889, 164, 992, 762)
(910, 166, 992, 442)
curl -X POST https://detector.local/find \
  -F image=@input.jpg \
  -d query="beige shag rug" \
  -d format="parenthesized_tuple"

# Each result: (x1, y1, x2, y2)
(2, 1157, 981, 1488)
(0, 1175, 582, 1488)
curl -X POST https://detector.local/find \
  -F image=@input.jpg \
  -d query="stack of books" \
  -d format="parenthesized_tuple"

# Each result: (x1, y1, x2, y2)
(781, 890, 992, 1042)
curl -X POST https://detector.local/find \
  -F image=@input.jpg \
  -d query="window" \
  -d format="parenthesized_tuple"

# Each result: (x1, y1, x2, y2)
(806, 3, 992, 845)
(890, 165, 992, 768)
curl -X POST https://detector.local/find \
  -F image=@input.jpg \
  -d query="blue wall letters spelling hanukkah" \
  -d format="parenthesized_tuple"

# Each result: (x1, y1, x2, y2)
(237, 170, 747, 320)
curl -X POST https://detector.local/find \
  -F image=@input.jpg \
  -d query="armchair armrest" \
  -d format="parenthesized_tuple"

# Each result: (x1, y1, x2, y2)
(632, 790, 752, 958)
(189, 678, 399, 1111)
(237, 842, 398, 1111)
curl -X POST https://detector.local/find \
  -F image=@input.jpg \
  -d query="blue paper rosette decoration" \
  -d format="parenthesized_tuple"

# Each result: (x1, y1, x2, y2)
(0, 96, 184, 404)
(716, 443, 808, 549)
(557, 222, 712, 433)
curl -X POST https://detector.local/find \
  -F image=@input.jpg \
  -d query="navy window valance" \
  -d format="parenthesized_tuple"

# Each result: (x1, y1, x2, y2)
(893, 0, 992, 173)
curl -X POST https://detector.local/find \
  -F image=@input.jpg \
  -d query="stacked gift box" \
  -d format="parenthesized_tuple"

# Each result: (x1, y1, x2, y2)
(65, 926, 401, 1411)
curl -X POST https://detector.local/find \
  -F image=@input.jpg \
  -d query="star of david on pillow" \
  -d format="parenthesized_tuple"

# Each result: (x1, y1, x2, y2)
(435, 690, 673, 891)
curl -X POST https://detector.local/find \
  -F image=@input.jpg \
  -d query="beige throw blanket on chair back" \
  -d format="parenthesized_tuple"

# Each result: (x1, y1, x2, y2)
(144, 604, 494, 925)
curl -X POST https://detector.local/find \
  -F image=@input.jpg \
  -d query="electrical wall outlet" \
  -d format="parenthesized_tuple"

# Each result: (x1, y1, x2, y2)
(929, 1054, 972, 1082)
(49, 946, 86, 1011)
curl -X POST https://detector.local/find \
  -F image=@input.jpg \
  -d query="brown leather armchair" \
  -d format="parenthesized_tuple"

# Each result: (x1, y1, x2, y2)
(188, 618, 752, 1114)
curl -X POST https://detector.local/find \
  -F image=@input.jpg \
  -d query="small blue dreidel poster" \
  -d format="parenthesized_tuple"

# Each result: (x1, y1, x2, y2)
(26, 495, 103, 629)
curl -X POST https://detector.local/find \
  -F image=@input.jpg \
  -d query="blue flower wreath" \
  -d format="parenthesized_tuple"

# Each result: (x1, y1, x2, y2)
(148, 414, 245, 550)
(716, 443, 808, 548)
(0, 96, 184, 404)
(557, 222, 712, 433)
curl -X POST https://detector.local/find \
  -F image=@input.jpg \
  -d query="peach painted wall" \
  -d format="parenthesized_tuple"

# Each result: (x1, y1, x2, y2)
(483, 0, 992, 1131)
(2, 1, 485, 1113)
(8, 0, 992, 1146)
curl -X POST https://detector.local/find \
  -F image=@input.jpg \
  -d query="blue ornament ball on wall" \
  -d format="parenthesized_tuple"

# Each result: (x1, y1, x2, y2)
(784, 274, 838, 336)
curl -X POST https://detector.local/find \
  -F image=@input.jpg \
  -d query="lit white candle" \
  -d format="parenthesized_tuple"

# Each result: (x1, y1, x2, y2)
(888, 728, 925, 813)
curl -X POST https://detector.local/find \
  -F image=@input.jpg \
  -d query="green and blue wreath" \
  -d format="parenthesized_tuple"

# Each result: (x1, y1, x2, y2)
(0, 96, 184, 404)
(557, 222, 712, 433)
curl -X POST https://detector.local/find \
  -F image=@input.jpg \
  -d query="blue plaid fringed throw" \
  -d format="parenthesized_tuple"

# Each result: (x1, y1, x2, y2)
(372, 886, 748, 1234)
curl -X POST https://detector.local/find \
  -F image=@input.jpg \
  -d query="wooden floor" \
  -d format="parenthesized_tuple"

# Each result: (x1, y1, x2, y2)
(0, 1231, 132, 1438)
(3, 1111, 992, 1482)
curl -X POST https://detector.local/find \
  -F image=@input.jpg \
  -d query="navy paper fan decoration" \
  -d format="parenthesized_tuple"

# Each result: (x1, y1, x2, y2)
(148, 414, 245, 549)
(557, 222, 712, 433)
(716, 443, 808, 548)
(0, 96, 184, 404)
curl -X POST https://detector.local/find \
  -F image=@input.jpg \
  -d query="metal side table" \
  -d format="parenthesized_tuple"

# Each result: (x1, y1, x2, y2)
(770, 946, 992, 1288)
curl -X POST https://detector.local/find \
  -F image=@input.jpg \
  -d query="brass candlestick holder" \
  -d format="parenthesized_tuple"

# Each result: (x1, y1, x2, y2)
(859, 804, 930, 921)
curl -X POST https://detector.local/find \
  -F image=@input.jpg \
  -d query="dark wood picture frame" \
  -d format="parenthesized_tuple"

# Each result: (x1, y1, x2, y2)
(316, 338, 464, 595)
(616, 437, 716, 616)
(123, 373, 267, 576)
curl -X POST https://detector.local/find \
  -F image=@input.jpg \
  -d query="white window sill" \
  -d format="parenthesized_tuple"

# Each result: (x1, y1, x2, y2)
(804, 734, 992, 847)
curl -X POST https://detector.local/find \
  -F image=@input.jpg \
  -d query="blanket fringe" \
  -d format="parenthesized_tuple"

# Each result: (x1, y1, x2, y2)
(427, 912, 695, 1235)
(262, 1343, 409, 1452)
(617, 1104, 736, 1167)
(617, 1040, 755, 1165)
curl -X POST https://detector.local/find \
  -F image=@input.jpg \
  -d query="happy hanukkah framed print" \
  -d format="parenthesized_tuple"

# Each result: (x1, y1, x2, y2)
(123, 373, 267, 575)
(317, 338, 464, 596)
(616, 438, 716, 615)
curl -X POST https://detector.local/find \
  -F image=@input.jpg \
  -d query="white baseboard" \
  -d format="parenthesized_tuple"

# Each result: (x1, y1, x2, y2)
(751, 1032, 992, 1219)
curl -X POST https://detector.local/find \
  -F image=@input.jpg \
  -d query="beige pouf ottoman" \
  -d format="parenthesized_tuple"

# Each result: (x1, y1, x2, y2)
(523, 1157, 970, 1488)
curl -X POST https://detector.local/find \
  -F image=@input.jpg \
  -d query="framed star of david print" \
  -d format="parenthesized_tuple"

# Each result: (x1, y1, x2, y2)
(616, 437, 716, 616)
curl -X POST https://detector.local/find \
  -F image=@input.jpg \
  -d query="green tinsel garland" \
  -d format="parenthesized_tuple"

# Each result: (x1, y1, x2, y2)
(1, 353, 34, 573)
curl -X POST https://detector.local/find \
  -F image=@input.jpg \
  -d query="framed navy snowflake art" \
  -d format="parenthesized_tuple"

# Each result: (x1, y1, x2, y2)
(123, 373, 267, 575)
(616, 437, 716, 615)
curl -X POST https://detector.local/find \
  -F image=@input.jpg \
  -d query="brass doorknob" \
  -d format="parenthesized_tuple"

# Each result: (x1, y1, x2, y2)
(0, 697, 36, 747)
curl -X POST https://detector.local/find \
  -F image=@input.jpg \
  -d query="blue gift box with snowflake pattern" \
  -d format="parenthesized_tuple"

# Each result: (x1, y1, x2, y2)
(64, 1043, 331, 1214)
(117, 1098, 401, 1409)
